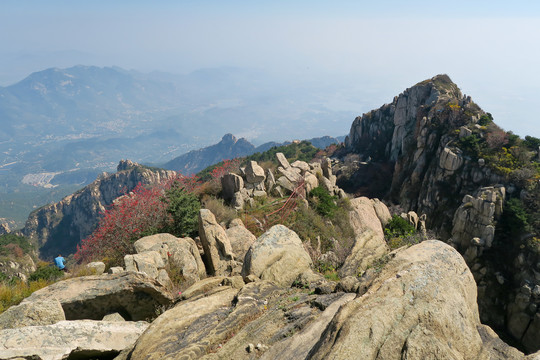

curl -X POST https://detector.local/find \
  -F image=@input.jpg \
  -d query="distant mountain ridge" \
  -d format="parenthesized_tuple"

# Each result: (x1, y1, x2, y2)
(162, 134, 344, 175)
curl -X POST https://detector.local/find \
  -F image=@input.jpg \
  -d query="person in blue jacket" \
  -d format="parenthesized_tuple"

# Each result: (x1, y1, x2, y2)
(54, 254, 66, 272)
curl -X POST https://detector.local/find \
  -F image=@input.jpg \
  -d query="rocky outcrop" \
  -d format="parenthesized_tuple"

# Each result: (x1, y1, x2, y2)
(0, 320, 148, 360)
(0, 254, 36, 283)
(128, 233, 206, 286)
(199, 209, 235, 276)
(22, 160, 176, 258)
(0, 299, 65, 330)
(339, 197, 389, 277)
(341, 74, 540, 349)
(21, 272, 173, 321)
(344, 75, 500, 236)
(310, 240, 529, 360)
(451, 186, 505, 262)
(113, 238, 536, 360)
(221, 152, 344, 210)
(242, 225, 313, 287)
(225, 218, 256, 261)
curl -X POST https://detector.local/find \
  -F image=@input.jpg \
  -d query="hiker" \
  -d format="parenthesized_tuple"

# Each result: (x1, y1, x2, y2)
(54, 254, 67, 272)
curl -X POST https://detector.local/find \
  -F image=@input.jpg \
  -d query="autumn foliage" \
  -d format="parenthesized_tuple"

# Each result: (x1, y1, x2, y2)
(74, 159, 240, 266)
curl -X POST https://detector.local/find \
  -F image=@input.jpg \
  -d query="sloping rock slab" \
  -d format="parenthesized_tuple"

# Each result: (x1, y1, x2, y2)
(0, 320, 148, 360)
(128, 288, 239, 360)
(309, 240, 526, 360)
(21, 272, 173, 321)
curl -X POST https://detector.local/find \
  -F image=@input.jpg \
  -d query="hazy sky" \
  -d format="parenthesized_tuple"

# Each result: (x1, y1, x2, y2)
(1, 0, 539, 137)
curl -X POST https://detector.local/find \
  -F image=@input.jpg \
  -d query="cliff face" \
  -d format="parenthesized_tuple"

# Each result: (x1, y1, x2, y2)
(22, 160, 176, 258)
(344, 74, 539, 352)
(345, 74, 502, 236)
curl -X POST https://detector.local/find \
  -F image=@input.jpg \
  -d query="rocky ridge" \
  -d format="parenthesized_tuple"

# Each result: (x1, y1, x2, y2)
(22, 160, 176, 258)
(343, 74, 540, 352)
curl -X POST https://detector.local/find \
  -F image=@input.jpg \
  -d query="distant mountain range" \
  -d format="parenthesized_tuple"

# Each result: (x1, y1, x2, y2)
(162, 133, 344, 175)
(0, 65, 354, 225)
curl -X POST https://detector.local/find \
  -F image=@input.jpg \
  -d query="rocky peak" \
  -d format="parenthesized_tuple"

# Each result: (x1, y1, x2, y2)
(117, 159, 138, 172)
(221, 133, 238, 144)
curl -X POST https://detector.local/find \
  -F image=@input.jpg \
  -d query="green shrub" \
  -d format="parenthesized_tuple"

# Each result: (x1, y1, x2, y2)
(478, 113, 493, 126)
(384, 215, 416, 239)
(28, 265, 63, 282)
(162, 182, 201, 238)
(309, 186, 338, 217)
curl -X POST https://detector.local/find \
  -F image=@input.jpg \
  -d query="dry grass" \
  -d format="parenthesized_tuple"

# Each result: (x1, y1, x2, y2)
(0, 278, 52, 314)
(202, 196, 238, 225)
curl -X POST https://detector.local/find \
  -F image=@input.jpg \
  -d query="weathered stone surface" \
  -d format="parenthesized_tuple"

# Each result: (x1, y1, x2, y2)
(242, 225, 313, 287)
(128, 288, 238, 360)
(102, 312, 126, 321)
(291, 160, 310, 173)
(372, 198, 391, 226)
(265, 168, 276, 191)
(0, 320, 148, 360)
(108, 266, 124, 274)
(277, 166, 302, 183)
(304, 173, 319, 194)
(348, 197, 385, 239)
(339, 229, 387, 278)
(0, 300, 65, 330)
(322, 158, 332, 178)
(522, 312, 540, 353)
(21, 272, 173, 321)
(221, 173, 244, 201)
(199, 209, 235, 276)
(439, 146, 463, 171)
(226, 219, 256, 262)
(86, 261, 106, 275)
(133, 233, 177, 255)
(180, 276, 227, 300)
(124, 251, 164, 279)
(310, 241, 517, 360)
(260, 293, 356, 360)
(245, 161, 265, 184)
(276, 152, 290, 169)
(132, 233, 206, 284)
(276, 176, 295, 193)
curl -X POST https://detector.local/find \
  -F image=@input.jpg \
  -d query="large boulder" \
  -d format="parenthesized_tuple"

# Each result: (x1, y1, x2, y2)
(221, 173, 244, 201)
(242, 225, 313, 287)
(124, 251, 164, 279)
(198, 209, 235, 276)
(21, 272, 173, 321)
(339, 197, 388, 277)
(225, 218, 257, 261)
(309, 240, 524, 360)
(130, 234, 206, 285)
(0, 299, 65, 330)
(133, 233, 206, 285)
(348, 197, 385, 238)
(127, 287, 239, 360)
(276, 152, 290, 169)
(245, 161, 266, 184)
(0, 320, 148, 360)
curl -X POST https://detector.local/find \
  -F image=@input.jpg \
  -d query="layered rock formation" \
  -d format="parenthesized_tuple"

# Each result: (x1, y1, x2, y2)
(22, 160, 176, 258)
(343, 74, 539, 351)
